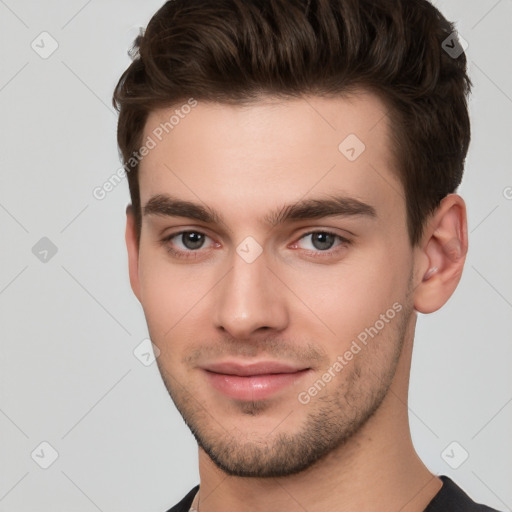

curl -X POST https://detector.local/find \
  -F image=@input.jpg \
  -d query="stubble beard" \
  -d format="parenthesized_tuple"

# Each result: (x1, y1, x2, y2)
(156, 297, 412, 478)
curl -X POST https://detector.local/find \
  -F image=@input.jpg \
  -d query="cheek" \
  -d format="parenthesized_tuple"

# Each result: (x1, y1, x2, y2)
(283, 240, 410, 345)
(137, 247, 202, 340)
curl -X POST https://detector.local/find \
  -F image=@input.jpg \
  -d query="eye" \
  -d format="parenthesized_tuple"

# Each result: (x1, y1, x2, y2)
(291, 230, 351, 256)
(173, 231, 207, 250)
(160, 230, 219, 259)
(300, 232, 338, 251)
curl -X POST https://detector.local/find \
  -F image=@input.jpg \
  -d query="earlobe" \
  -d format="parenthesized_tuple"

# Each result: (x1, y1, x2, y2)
(125, 204, 142, 302)
(414, 194, 468, 314)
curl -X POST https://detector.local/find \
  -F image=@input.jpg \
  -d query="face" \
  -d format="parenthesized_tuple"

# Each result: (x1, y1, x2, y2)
(127, 92, 418, 477)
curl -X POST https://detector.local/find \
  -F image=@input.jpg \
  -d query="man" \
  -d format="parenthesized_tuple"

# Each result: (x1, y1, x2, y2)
(113, 0, 500, 510)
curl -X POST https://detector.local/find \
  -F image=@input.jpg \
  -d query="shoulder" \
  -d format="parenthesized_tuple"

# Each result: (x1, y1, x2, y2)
(163, 486, 199, 512)
(424, 476, 503, 512)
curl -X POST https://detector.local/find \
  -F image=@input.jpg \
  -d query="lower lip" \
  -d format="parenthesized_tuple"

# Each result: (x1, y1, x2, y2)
(204, 369, 310, 401)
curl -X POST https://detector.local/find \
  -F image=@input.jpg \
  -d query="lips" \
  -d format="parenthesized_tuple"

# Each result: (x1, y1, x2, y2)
(202, 361, 311, 401)
(204, 361, 307, 376)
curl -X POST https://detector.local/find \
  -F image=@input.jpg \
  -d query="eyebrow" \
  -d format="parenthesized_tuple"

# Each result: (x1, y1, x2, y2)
(143, 193, 377, 228)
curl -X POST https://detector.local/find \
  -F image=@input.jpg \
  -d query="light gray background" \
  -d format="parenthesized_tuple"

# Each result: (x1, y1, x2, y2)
(0, 0, 511, 511)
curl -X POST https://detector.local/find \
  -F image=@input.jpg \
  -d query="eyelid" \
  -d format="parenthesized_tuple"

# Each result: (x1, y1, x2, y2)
(290, 228, 351, 244)
(162, 230, 218, 246)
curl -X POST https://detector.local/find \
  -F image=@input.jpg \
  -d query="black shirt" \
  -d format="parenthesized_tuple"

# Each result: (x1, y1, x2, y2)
(165, 476, 502, 511)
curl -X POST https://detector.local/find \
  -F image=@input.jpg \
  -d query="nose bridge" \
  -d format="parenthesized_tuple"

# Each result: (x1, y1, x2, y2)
(213, 249, 288, 338)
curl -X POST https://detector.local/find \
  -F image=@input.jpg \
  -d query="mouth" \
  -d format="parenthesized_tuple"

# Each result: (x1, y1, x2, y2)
(201, 361, 312, 401)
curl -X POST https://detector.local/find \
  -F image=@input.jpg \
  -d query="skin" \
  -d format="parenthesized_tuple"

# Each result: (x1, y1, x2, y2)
(125, 92, 468, 512)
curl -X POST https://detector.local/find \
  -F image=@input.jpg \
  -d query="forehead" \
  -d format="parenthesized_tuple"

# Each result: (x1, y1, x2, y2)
(138, 92, 403, 227)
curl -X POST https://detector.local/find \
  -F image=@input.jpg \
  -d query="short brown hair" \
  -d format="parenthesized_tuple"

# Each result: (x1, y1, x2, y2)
(113, 0, 471, 247)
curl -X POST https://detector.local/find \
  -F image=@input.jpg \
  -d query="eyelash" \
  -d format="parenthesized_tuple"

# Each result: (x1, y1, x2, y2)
(159, 230, 352, 260)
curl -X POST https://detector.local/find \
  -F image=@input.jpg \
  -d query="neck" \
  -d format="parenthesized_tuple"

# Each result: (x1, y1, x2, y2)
(195, 320, 442, 512)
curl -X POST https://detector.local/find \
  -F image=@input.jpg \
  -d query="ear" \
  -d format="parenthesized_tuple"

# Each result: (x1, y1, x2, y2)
(125, 204, 142, 302)
(413, 194, 468, 314)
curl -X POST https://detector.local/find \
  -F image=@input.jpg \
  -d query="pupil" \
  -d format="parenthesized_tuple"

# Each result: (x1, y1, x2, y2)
(183, 232, 204, 250)
(312, 233, 335, 250)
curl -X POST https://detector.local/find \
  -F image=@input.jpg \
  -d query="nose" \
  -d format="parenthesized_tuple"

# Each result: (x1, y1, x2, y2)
(212, 251, 289, 340)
